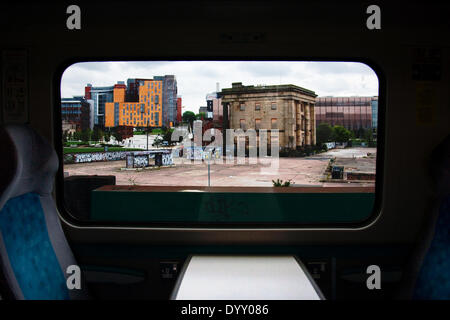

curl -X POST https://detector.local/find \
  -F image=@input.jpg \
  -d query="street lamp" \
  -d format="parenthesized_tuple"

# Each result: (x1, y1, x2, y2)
(146, 123, 149, 151)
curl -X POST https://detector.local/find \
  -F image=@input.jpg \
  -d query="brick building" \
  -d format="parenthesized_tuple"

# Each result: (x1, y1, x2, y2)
(219, 82, 317, 150)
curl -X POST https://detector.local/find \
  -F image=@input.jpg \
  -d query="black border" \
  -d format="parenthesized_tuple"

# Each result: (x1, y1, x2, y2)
(53, 57, 386, 229)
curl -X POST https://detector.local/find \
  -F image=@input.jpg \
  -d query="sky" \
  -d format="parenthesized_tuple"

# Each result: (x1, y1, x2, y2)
(61, 61, 379, 114)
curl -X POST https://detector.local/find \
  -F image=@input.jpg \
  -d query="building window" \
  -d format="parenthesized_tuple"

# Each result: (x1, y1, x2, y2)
(240, 104, 245, 111)
(255, 103, 261, 111)
(271, 103, 277, 110)
(240, 119, 246, 130)
(271, 118, 278, 129)
(255, 119, 261, 130)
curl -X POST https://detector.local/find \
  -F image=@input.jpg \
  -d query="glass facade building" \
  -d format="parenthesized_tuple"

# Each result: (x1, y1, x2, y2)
(61, 96, 92, 131)
(315, 96, 377, 130)
(85, 84, 114, 128)
(154, 75, 177, 127)
(371, 97, 378, 130)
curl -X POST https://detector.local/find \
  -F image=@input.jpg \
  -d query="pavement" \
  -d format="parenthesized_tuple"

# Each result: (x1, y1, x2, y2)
(64, 147, 377, 187)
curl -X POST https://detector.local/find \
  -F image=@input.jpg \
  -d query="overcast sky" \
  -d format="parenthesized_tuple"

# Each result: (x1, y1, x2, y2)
(61, 61, 378, 113)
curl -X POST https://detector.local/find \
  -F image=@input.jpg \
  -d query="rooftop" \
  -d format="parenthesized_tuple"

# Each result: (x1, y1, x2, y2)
(219, 82, 317, 97)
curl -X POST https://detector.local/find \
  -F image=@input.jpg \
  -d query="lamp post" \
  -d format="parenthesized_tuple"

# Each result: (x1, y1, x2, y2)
(146, 123, 149, 151)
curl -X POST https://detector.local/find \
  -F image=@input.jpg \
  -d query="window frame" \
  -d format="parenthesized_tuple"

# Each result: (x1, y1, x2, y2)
(54, 58, 385, 229)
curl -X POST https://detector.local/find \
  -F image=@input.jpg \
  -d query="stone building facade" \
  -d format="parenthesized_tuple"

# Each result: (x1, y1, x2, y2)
(219, 82, 317, 150)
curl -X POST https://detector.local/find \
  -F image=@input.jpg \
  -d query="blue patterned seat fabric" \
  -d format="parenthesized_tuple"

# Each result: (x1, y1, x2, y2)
(413, 195, 450, 300)
(0, 124, 88, 300)
(0, 193, 69, 299)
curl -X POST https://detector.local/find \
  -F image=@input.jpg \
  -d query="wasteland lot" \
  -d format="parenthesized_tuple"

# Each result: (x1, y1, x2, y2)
(64, 148, 376, 187)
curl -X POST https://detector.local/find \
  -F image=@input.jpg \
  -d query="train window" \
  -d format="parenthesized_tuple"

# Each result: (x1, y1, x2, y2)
(57, 61, 381, 227)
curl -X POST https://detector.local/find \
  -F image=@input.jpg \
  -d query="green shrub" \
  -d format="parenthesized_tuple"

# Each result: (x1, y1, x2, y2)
(272, 179, 293, 187)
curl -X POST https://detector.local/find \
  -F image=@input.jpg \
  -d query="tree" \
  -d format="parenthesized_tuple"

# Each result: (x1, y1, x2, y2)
(356, 127, 365, 139)
(104, 131, 111, 143)
(196, 112, 206, 120)
(62, 130, 69, 143)
(316, 123, 333, 145)
(91, 127, 104, 143)
(162, 127, 175, 145)
(112, 130, 123, 144)
(364, 128, 374, 145)
(80, 129, 91, 143)
(332, 125, 352, 143)
(73, 130, 81, 141)
(152, 135, 163, 148)
(182, 111, 196, 132)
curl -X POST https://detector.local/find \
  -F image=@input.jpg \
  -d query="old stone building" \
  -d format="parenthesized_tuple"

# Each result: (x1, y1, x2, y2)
(219, 82, 317, 150)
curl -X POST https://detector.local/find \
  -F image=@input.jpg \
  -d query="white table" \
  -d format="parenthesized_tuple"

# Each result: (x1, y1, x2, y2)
(171, 255, 324, 300)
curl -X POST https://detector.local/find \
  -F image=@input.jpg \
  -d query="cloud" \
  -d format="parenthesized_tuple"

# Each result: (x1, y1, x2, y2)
(60, 61, 379, 113)
(238, 61, 293, 77)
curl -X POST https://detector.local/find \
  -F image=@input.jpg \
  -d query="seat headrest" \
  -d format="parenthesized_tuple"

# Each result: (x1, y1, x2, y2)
(0, 125, 58, 211)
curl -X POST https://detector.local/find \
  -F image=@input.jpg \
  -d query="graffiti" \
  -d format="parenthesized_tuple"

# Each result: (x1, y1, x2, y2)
(133, 155, 149, 168)
(184, 146, 222, 161)
(162, 154, 173, 166)
(65, 149, 174, 165)
(70, 151, 127, 164)
(185, 146, 204, 160)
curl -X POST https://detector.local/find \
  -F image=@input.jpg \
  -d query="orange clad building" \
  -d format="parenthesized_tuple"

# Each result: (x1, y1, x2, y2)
(105, 80, 163, 128)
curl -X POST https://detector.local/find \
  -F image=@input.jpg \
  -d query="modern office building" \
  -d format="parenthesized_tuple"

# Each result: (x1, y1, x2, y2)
(219, 82, 317, 150)
(84, 83, 114, 128)
(125, 78, 153, 102)
(315, 96, 376, 131)
(104, 79, 163, 128)
(61, 96, 93, 131)
(154, 75, 177, 127)
(371, 96, 378, 130)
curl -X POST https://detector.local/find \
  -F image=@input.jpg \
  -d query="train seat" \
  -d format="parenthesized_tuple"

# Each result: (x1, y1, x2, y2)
(0, 124, 89, 299)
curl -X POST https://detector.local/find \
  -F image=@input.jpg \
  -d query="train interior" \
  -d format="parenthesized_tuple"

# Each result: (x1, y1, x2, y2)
(0, 1, 449, 303)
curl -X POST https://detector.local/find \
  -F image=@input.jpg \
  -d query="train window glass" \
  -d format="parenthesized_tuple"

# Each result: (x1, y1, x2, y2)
(58, 61, 380, 226)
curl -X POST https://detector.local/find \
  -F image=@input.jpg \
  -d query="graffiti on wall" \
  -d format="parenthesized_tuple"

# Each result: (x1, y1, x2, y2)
(64, 151, 127, 164)
(184, 146, 222, 161)
(133, 155, 149, 168)
(64, 150, 174, 166)
(162, 153, 173, 166)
